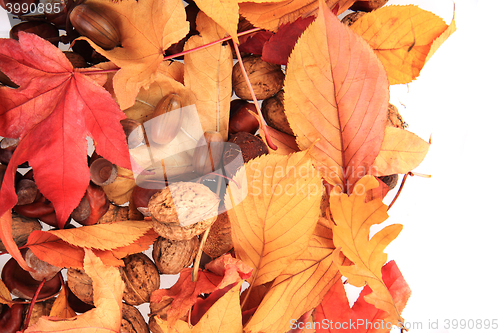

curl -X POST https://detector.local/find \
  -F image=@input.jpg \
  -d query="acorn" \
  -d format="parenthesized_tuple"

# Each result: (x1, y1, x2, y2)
(70, 3, 120, 50)
(192, 131, 224, 176)
(149, 93, 184, 145)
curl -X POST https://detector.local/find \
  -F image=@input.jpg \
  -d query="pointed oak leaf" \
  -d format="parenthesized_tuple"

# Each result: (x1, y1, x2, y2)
(0, 33, 130, 257)
(245, 219, 344, 333)
(79, 0, 189, 109)
(261, 16, 315, 65)
(239, 0, 355, 32)
(349, 5, 453, 84)
(370, 127, 430, 177)
(284, 0, 388, 193)
(225, 150, 323, 286)
(25, 249, 125, 332)
(49, 284, 77, 319)
(315, 260, 411, 333)
(184, 11, 233, 140)
(330, 175, 404, 326)
(150, 254, 252, 329)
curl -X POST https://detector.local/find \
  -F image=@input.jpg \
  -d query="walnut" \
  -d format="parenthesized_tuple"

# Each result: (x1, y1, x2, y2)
(120, 253, 160, 306)
(148, 182, 220, 240)
(232, 55, 284, 100)
(261, 90, 294, 136)
(67, 268, 94, 305)
(120, 303, 149, 333)
(153, 236, 199, 274)
(203, 211, 232, 258)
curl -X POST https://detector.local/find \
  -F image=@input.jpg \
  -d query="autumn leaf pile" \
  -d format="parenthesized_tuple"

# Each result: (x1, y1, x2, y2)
(0, 0, 455, 331)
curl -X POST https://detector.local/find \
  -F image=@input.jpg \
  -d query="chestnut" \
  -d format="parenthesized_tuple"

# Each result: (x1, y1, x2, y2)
(24, 248, 62, 281)
(0, 137, 19, 165)
(75, 183, 110, 226)
(1, 256, 62, 300)
(10, 21, 60, 46)
(0, 303, 24, 333)
(15, 178, 39, 206)
(131, 186, 160, 217)
(350, 0, 389, 12)
(14, 194, 55, 220)
(229, 100, 259, 135)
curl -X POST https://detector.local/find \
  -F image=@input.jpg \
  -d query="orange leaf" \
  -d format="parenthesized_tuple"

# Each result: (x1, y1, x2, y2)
(315, 260, 411, 332)
(156, 281, 244, 333)
(225, 150, 323, 286)
(25, 249, 125, 332)
(150, 254, 252, 329)
(0, 211, 31, 271)
(48, 220, 153, 250)
(26, 231, 85, 269)
(49, 284, 77, 319)
(0, 278, 13, 305)
(370, 127, 430, 177)
(330, 175, 404, 326)
(184, 11, 233, 140)
(349, 5, 454, 84)
(284, 0, 388, 193)
(244, 219, 344, 333)
(79, 0, 189, 109)
(264, 126, 299, 155)
(239, 0, 356, 32)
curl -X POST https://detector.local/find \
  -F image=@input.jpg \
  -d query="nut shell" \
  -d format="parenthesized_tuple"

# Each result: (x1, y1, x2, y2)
(120, 253, 160, 306)
(121, 303, 149, 333)
(203, 211, 232, 258)
(0, 213, 41, 252)
(149, 182, 220, 240)
(67, 268, 94, 305)
(232, 55, 284, 100)
(153, 236, 199, 274)
(261, 90, 293, 136)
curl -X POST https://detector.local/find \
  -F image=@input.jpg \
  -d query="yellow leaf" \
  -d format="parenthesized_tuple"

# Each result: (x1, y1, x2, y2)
(49, 285, 77, 319)
(80, 0, 189, 109)
(25, 249, 125, 332)
(245, 219, 343, 333)
(370, 127, 430, 176)
(425, 16, 457, 63)
(48, 220, 153, 251)
(184, 11, 233, 140)
(193, 281, 243, 333)
(102, 166, 135, 205)
(0, 279, 12, 304)
(330, 175, 404, 325)
(350, 5, 453, 84)
(193, 0, 239, 41)
(239, 0, 356, 32)
(284, 0, 388, 192)
(225, 150, 322, 286)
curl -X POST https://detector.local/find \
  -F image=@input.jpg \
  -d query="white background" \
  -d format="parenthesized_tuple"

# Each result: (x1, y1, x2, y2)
(1, 0, 500, 332)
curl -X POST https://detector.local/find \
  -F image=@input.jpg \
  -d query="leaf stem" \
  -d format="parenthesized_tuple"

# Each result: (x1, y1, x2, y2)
(231, 39, 277, 150)
(23, 278, 46, 331)
(81, 28, 263, 75)
(387, 173, 409, 211)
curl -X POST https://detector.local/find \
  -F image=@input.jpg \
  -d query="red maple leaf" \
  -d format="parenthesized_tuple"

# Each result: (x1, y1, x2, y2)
(0, 33, 131, 257)
(314, 260, 411, 333)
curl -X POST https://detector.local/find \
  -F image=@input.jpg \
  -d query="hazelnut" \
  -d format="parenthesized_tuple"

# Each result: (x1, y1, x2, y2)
(232, 55, 285, 100)
(153, 236, 199, 274)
